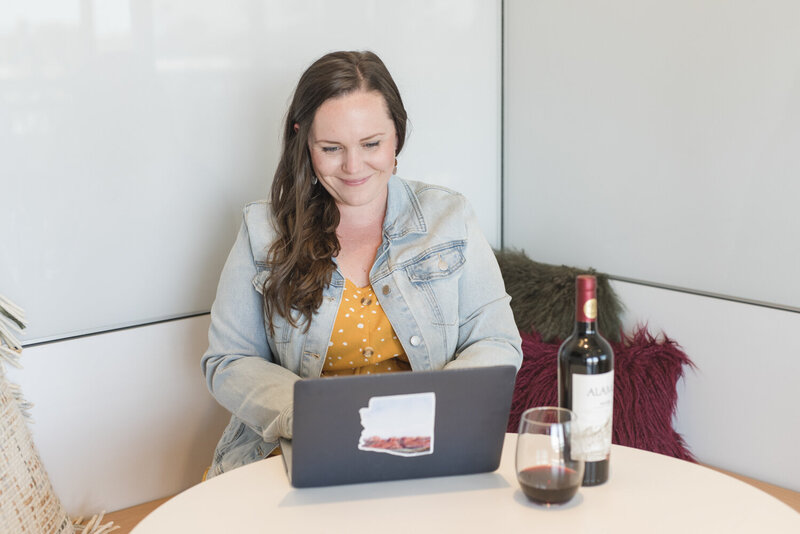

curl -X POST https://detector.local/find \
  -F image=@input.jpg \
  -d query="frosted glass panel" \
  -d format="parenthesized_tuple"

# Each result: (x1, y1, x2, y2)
(1, 0, 501, 343)
(504, 0, 800, 310)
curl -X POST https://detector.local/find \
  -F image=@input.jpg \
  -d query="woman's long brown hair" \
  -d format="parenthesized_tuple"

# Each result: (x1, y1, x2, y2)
(263, 51, 407, 333)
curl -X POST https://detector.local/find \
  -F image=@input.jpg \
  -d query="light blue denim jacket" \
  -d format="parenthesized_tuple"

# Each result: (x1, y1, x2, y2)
(202, 176, 522, 477)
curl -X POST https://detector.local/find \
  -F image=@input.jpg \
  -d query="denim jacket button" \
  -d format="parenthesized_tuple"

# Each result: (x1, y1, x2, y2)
(382, 285, 391, 295)
(410, 335, 421, 346)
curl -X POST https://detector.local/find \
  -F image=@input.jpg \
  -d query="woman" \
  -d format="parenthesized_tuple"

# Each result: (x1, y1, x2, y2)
(202, 51, 521, 477)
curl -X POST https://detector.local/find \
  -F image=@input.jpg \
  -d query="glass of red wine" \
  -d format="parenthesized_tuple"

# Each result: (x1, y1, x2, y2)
(516, 407, 584, 506)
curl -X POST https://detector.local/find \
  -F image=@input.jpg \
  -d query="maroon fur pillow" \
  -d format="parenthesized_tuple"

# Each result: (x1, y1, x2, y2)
(508, 327, 696, 462)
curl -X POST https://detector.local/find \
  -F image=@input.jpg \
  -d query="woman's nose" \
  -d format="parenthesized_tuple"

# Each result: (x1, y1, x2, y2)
(342, 149, 363, 174)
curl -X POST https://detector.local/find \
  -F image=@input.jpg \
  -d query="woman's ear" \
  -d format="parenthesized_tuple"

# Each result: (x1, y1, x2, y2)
(293, 123, 300, 133)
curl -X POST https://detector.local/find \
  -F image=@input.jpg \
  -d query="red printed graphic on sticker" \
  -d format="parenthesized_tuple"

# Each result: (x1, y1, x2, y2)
(358, 392, 435, 457)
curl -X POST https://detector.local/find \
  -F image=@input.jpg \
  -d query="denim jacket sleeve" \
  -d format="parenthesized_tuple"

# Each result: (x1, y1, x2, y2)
(201, 208, 297, 443)
(443, 196, 522, 370)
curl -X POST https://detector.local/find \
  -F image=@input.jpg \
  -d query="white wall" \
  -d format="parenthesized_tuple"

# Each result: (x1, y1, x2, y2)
(503, 0, 800, 310)
(5, 315, 229, 515)
(2, 0, 502, 344)
(614, 281, 800, 492)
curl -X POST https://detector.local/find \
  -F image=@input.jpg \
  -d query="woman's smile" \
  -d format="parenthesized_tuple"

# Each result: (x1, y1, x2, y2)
(340, 175, 371, 186)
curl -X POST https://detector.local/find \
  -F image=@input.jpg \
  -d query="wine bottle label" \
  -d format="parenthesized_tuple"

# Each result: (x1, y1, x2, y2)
(571, 371, 613, 462)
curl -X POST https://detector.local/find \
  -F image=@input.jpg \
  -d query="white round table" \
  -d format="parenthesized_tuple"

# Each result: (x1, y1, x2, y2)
(133, 435, 800, 533)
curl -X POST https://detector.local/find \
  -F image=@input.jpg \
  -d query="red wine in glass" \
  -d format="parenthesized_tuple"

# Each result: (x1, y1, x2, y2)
(516, 407, 584, 505)
(518, 464, 581, 505)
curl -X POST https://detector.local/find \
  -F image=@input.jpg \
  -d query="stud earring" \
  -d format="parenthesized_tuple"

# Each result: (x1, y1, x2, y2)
(311, 175, 318, 185)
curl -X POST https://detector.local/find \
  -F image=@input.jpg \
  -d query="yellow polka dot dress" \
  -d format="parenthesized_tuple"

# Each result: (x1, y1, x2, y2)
(322, 280, 410, 376)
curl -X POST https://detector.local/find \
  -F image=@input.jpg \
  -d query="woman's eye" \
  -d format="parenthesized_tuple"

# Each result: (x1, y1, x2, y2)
(364, 141, 380, 149)
(321, 146, 340, 153)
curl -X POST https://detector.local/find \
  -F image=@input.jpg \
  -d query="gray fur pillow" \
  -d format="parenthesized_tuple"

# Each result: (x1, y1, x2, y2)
(494, 249, 624, 343)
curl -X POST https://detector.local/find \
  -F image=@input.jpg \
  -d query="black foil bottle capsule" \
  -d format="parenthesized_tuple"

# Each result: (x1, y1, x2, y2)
(558, 275, 614, 486)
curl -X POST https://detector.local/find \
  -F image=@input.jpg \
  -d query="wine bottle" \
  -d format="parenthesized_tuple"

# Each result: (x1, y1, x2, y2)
(558, 274, 614, 486)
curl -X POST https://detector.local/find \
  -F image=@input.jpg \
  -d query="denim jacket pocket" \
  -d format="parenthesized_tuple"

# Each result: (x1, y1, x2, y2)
(405, 243, 465, 327)
(406, 244, 466, 282)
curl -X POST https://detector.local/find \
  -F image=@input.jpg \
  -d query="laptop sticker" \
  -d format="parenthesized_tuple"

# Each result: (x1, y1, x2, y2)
(357, 392, 435, 457)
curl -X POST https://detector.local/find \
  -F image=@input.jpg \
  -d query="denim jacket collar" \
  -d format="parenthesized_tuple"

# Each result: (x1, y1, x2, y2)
(383, 176, 427, 240)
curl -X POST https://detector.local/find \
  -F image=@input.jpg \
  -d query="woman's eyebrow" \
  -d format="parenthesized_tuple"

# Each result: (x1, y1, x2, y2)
(359, 132, 385, 142)
(314, 132, 385, 144)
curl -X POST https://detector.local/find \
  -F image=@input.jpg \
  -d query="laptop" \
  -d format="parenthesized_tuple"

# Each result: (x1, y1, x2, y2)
(280, 365, 517, 488)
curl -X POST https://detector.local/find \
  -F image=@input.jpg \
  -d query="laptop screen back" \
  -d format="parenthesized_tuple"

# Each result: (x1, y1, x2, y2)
(285, 365, 517, 487)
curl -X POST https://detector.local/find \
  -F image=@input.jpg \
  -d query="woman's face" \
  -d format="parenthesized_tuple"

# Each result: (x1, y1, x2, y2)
(308, 90, 398, 211)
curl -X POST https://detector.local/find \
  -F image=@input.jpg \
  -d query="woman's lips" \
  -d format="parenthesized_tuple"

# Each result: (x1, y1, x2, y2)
(342, 175, 370, 186)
